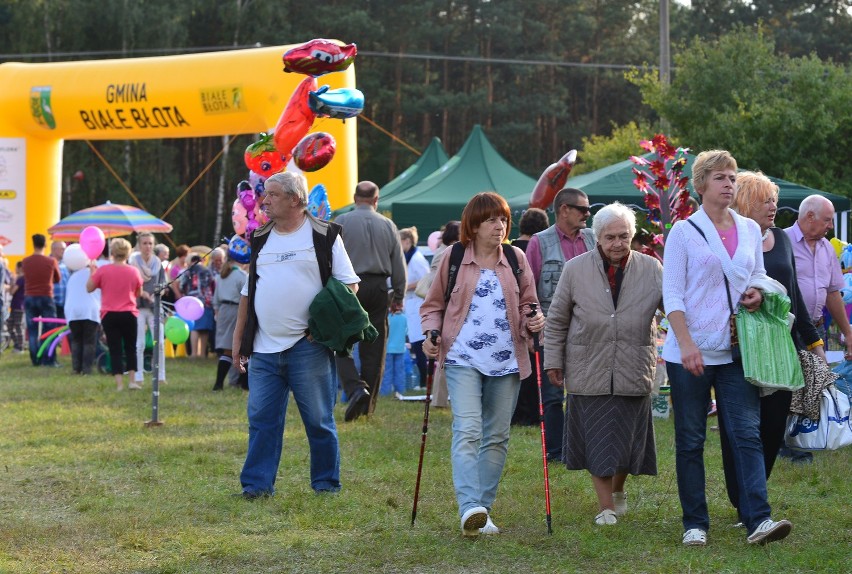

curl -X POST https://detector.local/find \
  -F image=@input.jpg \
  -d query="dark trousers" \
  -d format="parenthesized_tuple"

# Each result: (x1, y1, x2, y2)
(102, 311, 138, 375)
(24, 296, 57, 366)
(719, 389, 791, 516)
(334, 275, 389, 414)
(69, 319, 99, 375)
(538, 350, 565, 459)
(512, 352, 541, 426)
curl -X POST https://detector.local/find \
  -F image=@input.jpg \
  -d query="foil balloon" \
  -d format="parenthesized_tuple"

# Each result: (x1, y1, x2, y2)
(308, 85, 364, 120)
(427, 231, 442, 252)
(239, 188, 257, 211)
(529, 150, 577, 209)
(244, 132, 288, 177)
(246, 218, 260, 236)
(307, 184, 331, 221)
(273, 76, 317, 156)
(292, 132, 336, 172)
(228, 235, 251, 264)
(282, 39, 357, 76)
(249, 171, 266, 196)
(232, 198, 248, 236)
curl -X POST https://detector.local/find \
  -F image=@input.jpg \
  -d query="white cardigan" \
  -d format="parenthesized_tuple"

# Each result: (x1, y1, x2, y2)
(662, 207, 768, 365)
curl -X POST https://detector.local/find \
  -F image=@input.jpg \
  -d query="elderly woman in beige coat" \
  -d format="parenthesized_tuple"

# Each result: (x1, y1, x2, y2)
(543, 202, 662, 526)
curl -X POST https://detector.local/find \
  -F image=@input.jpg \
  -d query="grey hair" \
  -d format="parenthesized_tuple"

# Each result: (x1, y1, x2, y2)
(209, 247, 225, 261)
(798, 194, 833, 220)
(592, 202, 637, 241)
(266, 171, 308, 206)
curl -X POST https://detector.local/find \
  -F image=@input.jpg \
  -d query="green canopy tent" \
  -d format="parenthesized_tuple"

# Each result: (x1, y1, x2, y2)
(380, 125, 536, 236)
(506, 153, 851, 240)
(331, 137, 449, 217)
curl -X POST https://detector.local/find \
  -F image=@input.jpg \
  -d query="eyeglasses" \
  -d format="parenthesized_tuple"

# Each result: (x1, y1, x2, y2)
(564, 204, 591, 215)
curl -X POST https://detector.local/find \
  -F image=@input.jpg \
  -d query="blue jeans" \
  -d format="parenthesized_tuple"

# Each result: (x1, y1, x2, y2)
(24, 296, 57, 366)
(240, 338, 340, 495)
(445, 366, 520, 517)
(380, 352, 406, 395)
(667, 361, 771, 534)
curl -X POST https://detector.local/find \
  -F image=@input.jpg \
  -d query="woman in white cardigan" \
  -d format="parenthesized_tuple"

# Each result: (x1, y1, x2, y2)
(663, 150, 791, 547)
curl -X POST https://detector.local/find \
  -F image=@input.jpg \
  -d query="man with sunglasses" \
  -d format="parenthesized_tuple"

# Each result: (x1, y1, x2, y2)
(525, 188, 595, 462)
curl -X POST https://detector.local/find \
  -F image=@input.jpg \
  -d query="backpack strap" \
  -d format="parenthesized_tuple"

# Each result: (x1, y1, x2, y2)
(443, 242, 522, 303)
(443, 242, 466, 303)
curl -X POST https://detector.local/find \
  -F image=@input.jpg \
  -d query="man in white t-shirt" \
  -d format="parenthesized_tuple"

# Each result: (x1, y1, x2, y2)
(233, 171, 360, 498)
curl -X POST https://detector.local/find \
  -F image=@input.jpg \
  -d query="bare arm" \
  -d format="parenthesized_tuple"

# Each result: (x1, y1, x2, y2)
(232, 296, 249, 373)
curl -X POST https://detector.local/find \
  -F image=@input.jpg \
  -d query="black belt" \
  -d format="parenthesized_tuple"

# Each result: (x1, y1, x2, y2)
(220, 300, 240, 305)
(359, 273, 388, 280)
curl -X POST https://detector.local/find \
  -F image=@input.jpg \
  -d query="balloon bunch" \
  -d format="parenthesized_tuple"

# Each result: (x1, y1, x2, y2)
(234, 38, 360, 244)
(165, 296, 204, 345)
(629, 134, 693, 241)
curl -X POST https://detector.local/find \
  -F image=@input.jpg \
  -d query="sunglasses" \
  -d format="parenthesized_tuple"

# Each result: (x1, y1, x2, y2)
(564, 204, 591, 215)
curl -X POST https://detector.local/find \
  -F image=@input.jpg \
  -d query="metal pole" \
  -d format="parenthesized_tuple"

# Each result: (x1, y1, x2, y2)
(145, 266, 165, 427)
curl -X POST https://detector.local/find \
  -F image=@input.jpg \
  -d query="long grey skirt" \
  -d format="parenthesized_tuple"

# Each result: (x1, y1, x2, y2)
(214, 302, 239, 351)
(562, 394, 657, 477)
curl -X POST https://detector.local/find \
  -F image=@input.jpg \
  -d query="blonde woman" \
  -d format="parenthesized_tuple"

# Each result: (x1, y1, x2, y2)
(87, 238, 143, 391)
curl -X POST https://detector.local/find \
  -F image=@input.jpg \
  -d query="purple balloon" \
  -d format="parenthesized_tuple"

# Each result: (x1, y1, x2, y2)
(175, 296, 204, 322)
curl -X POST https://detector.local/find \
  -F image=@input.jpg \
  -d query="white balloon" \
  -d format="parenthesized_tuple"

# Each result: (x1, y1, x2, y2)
(63, 243, 89, 271)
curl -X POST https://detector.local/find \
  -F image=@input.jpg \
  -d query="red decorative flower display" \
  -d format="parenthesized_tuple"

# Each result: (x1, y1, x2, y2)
(629, 134, 694, 241)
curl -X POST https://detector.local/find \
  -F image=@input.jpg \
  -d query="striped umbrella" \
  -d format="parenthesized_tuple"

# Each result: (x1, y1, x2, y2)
(48, 201, 173, 241)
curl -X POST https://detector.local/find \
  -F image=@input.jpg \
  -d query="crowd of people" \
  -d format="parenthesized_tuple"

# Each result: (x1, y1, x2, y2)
(1, 230, 249, 392)
(3, 148, 848, 546)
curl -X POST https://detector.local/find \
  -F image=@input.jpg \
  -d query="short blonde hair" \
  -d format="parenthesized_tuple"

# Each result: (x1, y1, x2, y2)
(399, 226, 419, 245)
(110, 238, 132, 261)
(732, 171, 778, 221)
(692, 150, 737, 196)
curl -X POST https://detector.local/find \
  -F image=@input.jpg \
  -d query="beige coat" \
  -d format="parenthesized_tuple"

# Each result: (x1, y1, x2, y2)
(543, 248, 662, 396)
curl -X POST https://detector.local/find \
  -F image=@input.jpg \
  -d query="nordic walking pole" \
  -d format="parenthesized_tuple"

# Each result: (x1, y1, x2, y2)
(529, 303, 553, 534)
(411, 329, 440, 527)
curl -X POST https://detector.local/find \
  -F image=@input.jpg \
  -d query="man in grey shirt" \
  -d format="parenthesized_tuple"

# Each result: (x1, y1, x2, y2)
(334, 181, 407, 421)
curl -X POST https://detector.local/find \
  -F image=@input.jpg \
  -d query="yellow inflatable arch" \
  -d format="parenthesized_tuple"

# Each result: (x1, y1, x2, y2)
(0, 44, 357, 257)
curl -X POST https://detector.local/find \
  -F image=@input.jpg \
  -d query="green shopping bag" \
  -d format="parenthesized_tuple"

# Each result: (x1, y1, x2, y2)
(736, 291, 804, 391)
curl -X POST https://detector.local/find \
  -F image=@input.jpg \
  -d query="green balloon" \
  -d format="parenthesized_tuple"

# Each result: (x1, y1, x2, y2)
(165, 316, 190, 345)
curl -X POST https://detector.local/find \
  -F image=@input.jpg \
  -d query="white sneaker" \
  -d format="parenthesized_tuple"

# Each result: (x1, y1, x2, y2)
(612, 491, 627, 516)
(461, 506, 488, 537)
(480, 515, 500, 535)
(594, 509, 617, 525)
(683, 528, 707, 546)
(747, 519, 792, 545)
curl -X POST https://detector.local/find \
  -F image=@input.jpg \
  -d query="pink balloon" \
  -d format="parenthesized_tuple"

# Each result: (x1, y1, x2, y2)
(175, 296, 204, 322)
(427, 231, 442, 252)
(79, 226, 106, 260)
(246, 219, 260, 235)
(240, 189, 257, 211)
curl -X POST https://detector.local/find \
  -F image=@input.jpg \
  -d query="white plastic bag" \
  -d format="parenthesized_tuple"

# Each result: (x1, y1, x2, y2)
(785, 385, 852, 451)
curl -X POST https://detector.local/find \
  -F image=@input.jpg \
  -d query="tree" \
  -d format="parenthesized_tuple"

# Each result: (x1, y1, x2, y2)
(628, 25, 852, 197)
(573, 121, 654, 175)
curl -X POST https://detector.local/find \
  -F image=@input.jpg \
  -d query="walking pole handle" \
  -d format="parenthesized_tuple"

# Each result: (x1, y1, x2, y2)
(527, 303, 541, 351)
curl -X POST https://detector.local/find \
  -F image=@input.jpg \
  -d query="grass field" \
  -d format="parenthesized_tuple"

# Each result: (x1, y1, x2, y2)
(1, 352, 850, 573)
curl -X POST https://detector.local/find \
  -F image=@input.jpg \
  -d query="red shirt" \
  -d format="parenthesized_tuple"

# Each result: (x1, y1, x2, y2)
(21, 254, 60, 297)
(90, 263, 143, 318)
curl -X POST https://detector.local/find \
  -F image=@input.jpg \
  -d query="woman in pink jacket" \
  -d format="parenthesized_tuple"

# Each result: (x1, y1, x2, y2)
(421, 192, 544, 537)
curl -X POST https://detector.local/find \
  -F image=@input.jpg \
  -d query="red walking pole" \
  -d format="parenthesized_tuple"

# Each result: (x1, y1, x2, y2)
(411, 329, 440, 527)
(529, 303, 553, 534)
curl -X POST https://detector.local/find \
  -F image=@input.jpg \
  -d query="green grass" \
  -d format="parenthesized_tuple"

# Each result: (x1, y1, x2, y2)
(1, 352, 850, 573)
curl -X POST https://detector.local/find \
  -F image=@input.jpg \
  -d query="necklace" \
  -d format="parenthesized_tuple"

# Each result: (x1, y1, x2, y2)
(762, 228, 771, 241)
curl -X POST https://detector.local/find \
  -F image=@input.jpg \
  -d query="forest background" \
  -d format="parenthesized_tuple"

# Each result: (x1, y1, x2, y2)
(1, 0, 850, 247)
